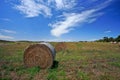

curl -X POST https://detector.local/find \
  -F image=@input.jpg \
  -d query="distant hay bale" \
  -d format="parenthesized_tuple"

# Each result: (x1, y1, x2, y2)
(55, 42, 67, 52)
(24, 43, 56, 69)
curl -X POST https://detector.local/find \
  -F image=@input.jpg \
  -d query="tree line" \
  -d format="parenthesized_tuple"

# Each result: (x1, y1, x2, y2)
(96, 35, 120, 42)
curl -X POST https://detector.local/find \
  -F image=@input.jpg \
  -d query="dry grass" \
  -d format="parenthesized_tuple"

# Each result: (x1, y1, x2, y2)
(55, 42, 67, 52)
(0, 42, 120, 80)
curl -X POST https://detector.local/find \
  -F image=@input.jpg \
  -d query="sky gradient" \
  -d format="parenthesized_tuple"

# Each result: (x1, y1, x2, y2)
(0, 0, 120, 41)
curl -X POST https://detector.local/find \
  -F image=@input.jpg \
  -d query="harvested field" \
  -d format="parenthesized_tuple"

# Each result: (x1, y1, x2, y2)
(0, 42, 120, 80)
(55, 42, 67, 52)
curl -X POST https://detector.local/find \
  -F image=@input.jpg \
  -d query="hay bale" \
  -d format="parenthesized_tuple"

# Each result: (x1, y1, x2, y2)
(24, 43, 56, 69)
(55, 42, 67, 52)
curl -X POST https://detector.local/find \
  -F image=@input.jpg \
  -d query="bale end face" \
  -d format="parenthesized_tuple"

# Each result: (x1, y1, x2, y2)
(24, 43, 55, 69)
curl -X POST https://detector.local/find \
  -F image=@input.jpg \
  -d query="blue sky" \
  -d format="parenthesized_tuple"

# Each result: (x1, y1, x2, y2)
(0, 0, 120, 41)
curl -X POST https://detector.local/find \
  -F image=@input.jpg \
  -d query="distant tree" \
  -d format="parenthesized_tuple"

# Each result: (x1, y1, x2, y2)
(95, 35, 120, 42)
(103, 37, 109, 42)
(116, 35, 120, 42)
(109, 37, 114, 42)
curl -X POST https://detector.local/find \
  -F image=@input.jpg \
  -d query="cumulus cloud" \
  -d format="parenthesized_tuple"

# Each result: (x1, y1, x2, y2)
(15, 0, 52, 17)
(0, 29, 16, 34)
(49, 0, 113, 37)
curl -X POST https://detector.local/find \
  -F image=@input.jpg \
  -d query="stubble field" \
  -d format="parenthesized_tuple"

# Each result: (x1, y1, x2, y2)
(0, 41, 120, 80)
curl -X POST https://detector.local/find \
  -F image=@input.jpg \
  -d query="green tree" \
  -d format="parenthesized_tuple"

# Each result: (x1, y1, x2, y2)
(116, 35, 120, 42)
(103, 37, 109, 42)
(109, 37, 114, 42)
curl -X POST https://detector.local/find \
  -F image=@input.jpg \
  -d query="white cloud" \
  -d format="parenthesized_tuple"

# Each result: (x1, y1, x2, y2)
(0, 18, 11, 22)
(55, 0, 64, 9)
(49, 0, 113, 37)
(14, 0, 76, 17)
(88, 18, 97, 23)
(0, 34, 14, 39)
(54, 0, 76, 9)
(49, 9, 97, 37)
(0, 29, 16, 34)
(47, 0, 76, 10)
(13, 0, 113, 37)
(104, 30, 111, 33)
(15, 0, 51, 17)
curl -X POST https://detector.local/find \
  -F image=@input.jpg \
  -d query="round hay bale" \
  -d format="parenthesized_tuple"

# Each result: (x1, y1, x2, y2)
(24, 43, 56, 69)
(55, 42, 67, 52)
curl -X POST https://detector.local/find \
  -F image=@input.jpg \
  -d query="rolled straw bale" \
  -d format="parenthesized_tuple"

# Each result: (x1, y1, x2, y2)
(55, 42, 67, 52)
(24, 43, 56, 69)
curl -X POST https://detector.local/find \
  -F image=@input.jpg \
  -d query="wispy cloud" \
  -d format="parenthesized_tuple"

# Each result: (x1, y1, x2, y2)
(0, 18, 11, 22)
(0, 34, 14, 39)
(49, 10, 96, 37)
(0, 29, 16, 34)
(55, 0, 64, 9)
(54, 0, 76, 10)
(14, 0, 76, 17)
(15, 0, 52, 17)
(49, 0, 113, 37)
(13, 0, 113, 37)
(104, 30, 111, 33)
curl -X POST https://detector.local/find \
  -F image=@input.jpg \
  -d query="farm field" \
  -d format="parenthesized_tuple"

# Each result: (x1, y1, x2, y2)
(0, 42, 120, 80)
